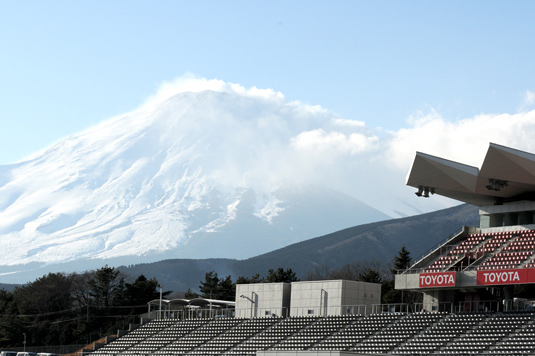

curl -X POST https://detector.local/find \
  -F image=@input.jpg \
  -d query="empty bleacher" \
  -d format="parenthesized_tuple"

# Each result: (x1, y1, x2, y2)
(88, 311, 535, 356)
(424, 229, 535, 273)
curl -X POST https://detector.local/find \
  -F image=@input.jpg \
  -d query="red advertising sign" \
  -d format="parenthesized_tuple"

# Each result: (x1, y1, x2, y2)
(476, 268, 535, 285)
(419, 272, 456, 288)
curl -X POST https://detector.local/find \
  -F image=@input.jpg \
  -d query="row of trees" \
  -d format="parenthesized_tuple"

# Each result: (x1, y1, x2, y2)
(303, 246, 420, 304)
(0, 266, 164, 348)
(0, 247, 416, 348)
(186, 267, 299, 301)
(188, 246, 416, 305)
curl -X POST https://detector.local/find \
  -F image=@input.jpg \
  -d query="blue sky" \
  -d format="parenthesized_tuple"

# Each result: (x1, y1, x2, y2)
(1, 1, 535, 165)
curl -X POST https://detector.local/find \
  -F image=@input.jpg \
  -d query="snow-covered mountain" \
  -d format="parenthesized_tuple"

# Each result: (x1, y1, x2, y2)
(0, 86, 394, 281)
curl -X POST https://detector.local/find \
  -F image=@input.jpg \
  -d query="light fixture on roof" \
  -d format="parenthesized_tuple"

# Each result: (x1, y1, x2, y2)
(486, 178, 508, 191)
(415, 186, 424, 197)
(415, 186, 435, 198)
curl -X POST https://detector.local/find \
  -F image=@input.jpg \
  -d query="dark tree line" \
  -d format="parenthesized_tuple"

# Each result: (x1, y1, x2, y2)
(0, 248, 418, 348)
(304, 246, 421, 304)
(0, 265, 165, 349)
(185, 267, 299, 301)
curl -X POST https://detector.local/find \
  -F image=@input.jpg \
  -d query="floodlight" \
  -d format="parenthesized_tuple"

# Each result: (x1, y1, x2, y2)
(415, 186, 423, 197)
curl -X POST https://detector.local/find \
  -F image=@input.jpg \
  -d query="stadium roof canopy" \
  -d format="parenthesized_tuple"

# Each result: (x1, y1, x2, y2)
(406, 143, 535, 206)
(147, 298, 235, 309)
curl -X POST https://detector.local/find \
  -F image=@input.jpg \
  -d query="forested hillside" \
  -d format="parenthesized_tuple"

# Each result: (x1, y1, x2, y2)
(119, 204, 479, 291)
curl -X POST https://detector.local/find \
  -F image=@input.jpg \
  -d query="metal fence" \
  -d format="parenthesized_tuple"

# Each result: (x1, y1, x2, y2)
(146, 304, 376, 320)
(4, 344, 87, 355)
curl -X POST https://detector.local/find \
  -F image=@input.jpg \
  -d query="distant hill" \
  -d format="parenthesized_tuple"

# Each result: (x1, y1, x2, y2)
(0, 283, 18, 292)
(119, 204, 479, 292)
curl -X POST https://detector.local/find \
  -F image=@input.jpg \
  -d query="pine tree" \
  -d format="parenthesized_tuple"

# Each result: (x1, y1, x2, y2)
(199, 271, 220, 299)
(391, 245, 412, 274)
(358, 267, 383, 284)
(266, 267, 298, 283)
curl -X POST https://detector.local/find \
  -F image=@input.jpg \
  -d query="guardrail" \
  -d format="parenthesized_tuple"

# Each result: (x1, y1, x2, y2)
(146, 304, 375, 320)
(403, 226, 466, 273)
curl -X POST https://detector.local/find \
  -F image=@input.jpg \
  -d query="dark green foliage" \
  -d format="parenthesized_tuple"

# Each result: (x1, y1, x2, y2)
(358, 267, 383, 284)
(88, 265, 122, 307)
(392, 245, 412, 273)
(383, 246, 421, 305)
(217, 275, 235, 301)
(184, 288, 200, 299)
(124, 275, 169, 315)
(266, 268, 299, 283)
(0, 289, 17, 346)
(0, 266, 164, 349)
(198, 272, 236, 301)
(235, 273, 263, 284)
(199, 271, 220, 299)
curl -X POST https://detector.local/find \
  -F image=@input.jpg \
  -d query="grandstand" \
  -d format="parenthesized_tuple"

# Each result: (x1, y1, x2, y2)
(86, 143, 535, 356)
(399, 143, 535, 313)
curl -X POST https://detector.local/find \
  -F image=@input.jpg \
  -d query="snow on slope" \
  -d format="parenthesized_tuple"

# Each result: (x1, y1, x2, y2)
(0, 85, 391, 270)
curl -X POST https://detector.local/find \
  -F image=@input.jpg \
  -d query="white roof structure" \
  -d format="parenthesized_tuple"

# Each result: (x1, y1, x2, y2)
(406, 143, 535, 206)
(147, 298, 235, 309)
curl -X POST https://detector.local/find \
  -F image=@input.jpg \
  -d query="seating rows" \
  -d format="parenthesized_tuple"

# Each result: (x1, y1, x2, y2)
(425, 255, 458, 273)
(493, 322, 535, 355)
(192, 317, 280, 355)
(448, 234, 486, 256)
(503, 234, 535, 251)
(434, 312, 531, 355)
(310, 313, 403, 351)
(89, 312, 535, 356)
(153, 318, 244, 355)
(479, 234, 511, 252)
(270, 315, 359, 351)
(478, 251, 533, 270)
(350, 312, 446, 354)
(227, 316, 319, 355)
(425, 230, 535, 273)
(525, 259, 535, 268)
(395, 312, 487, 355)
(120, 319, 210, 356)
(90, 320, 179, 356)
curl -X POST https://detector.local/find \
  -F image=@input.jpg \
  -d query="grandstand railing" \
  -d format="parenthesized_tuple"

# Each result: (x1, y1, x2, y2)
(396, 260, 535, 275)
(291, 304, 369, 316)
(144, 300, 517, 320)
(411, 299, 502, 313)
(146, 304, 372, 320)
(146, 306, 239, 320)
(400, 226, 466, 274)
(372, 303, 411, 314)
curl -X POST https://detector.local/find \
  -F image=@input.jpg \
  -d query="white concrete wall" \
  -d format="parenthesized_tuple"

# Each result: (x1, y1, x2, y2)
(258, 351, 370, 356)
(235, 283, 291, 318)
(290, 280, 380, 316)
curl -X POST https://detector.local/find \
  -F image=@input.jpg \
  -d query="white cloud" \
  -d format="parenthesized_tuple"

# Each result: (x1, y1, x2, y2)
(332, 118, 366, 128)
(138, 77, 535, 217)
(291, 129, 379, 155)
(38, 77, 535, 221)
(385, 110, 535, 170)
(525, 90, 535, 106)
(140, 74, 285, 110)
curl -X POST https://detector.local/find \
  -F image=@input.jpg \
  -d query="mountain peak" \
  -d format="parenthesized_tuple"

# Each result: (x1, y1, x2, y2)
(0, 85, 388, 280)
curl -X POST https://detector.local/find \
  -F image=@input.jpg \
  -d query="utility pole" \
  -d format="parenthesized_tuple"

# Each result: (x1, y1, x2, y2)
(159, 285, 163, 319)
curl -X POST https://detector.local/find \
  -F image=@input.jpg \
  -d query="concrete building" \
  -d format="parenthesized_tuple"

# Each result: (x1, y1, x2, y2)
(290, 280, 380, 316)
(235, 280, 380, 317)
(235, 282, 291, 318)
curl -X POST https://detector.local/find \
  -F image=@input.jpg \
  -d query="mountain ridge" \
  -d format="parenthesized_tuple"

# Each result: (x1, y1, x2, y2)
(0, 89, 394, 282)
(118, 203, 479, 292)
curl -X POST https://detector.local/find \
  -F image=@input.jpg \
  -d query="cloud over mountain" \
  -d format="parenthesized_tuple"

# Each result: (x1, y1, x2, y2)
(0, 78, 391, 276)
(1, 75, 534, 282)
